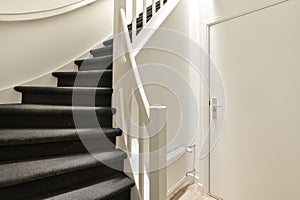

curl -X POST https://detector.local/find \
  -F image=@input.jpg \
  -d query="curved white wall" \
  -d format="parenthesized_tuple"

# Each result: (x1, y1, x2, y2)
(0, 0, 113, 103)
(0, 0, 83, 14)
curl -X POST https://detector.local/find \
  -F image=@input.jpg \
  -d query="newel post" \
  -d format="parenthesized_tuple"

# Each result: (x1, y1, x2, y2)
(113, 0, 126, 68)
(149, 105, 167, 200)
(113, 0, 126, 37)
(113, 0, 127, 92)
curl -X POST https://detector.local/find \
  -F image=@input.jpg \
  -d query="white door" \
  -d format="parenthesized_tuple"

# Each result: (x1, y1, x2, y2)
(208, 1, 300, 199)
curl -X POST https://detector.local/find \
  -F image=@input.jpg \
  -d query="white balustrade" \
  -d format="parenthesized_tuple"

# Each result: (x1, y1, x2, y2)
(114, 1, 169, 200)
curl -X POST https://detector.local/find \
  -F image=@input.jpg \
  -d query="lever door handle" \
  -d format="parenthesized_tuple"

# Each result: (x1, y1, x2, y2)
(211, 97, 222, 119)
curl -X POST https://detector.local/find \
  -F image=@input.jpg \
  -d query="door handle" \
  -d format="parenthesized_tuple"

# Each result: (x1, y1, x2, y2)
(211, 97, 222, 119)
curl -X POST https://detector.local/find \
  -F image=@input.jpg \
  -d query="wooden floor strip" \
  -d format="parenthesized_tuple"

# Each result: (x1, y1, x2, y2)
(169, 184, 218, 200)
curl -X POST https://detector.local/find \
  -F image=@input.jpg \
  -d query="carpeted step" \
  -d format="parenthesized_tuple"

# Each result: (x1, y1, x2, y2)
(0, 150, 127, 199)
(138, 0, 167, 17)
(127, 20, 143, 30)
(142, 0, 165, 16)
(131, 15, 152, 26)
(128, 7, 162, 30)
(53, 70, 112, 88)
(15, 86, 113, 107)
(103, 28, 142, 48)
(42, 173, 134, 200)
(101, 30, 142, 46)
(90, 45, 113, 58)
(102, 0, 167, 47)
(0, 104, 115, 128)
(0, 128, 122, 162)
(103, 38, 113, 46)
(75, 55, 112, 71)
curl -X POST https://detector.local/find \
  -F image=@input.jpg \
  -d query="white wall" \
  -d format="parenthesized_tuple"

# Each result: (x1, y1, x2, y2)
(0, 0, 113, 103)
(198, 0, 300, 199)
(135, 1, 199, 195)
(0, 0, 83, 13)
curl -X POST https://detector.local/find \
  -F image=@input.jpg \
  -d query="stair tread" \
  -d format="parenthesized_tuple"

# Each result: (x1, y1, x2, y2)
(0, 104, 115, 115)
(53, 70, 112, 78)
(44, 173, 134, 200)
(75, 55, 112, 66)
(0, 150, 127, 189)
(0, 128, 122, 146)
(15, 86, 113, 94)
(102, 0, 167, 46)
(90, 45, 113, 57)
(103, 39, 113, 46)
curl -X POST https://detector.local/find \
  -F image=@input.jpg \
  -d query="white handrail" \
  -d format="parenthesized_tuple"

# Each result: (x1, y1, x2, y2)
(120, 8, 150, 118)
(132, 0, 181, 57)
(119, 0, 178, 119)
(118, 2, 169, 199)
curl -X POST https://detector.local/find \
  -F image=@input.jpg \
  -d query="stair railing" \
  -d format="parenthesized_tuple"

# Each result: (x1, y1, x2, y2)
(113, 0, 169, 200)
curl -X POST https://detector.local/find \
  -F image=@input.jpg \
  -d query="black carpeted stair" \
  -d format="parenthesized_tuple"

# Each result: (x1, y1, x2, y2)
(53, 70, 112, 87)
(0, 1, 167, 199)
(0, 151, 127, 199)
(75, 55, 113, 71)
(0, 128, 122, 162)
(0, 104, 115, 128)
(15, 86, 113, 106)
(41, 173, 134, 200)
(102, 0, 167, 46)
(90, 45, 113, 58)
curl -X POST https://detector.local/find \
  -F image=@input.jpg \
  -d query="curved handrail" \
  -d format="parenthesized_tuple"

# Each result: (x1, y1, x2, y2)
(120, 8, 150, 118)
(0, 0, 98, 21)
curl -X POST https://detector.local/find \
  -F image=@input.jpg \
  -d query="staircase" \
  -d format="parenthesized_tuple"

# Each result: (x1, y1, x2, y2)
(0, 1, 167, 199)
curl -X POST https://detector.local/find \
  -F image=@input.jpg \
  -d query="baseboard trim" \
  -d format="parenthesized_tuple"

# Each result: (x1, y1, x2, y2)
(167, 176, 190, 198)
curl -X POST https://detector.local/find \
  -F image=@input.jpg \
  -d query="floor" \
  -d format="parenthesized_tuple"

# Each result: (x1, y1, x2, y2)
(169, 184, 217, 200)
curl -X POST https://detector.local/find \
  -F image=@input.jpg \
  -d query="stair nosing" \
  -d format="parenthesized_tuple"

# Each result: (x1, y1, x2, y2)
(44, 173, 134, 200)
(14, 86, 113, 95)
(75, 55, 113, 66)
(0, 104, 116, 115)
(0, 128, 122, 146)
(0, 150, 127, 189)
(52, 70, 112, 78)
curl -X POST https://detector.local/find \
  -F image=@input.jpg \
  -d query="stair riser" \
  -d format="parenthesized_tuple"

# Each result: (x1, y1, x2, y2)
(75, 56, 113, 71)
(128, 22, 143, 30)
(0, 161, 124, 200)
(103, 39, 113, 46)
(0, 138, 117, 162)
(138, 3, 163, 18)
(141, 1, 163, 16)
(78, 62, 112, 71)
(57, 76, 112, 87)
(90, 46, 113, 58)
(111, 189, 131, 200)
(0, 114, 113, 128)
(21, 93, 112, 107)
(102, 0, 167, 46)
(131, 15, 151, 25)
